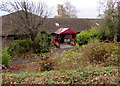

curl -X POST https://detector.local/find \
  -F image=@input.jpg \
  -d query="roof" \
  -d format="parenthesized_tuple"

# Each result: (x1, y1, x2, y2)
(55, 28, 77, 34)
(1, 10, 43, 36)
(0, 11, 101, 36)
(42, 18, 100, 33)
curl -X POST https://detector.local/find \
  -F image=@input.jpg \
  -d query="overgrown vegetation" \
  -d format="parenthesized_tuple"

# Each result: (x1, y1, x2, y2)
(33, 30, 51, 53)
(76, 1, 120, 45)
(7, 39, 33, 57)
(29, 40, 119, 73)
(39, 57, 56, 71)
(80, 40, 119, 65)
(98, 0, 120, 41)
(2, 47, 11, 67)
(1, 0, 120, 84)
(1, 30, 52, 67)
(2, 40, 119, 84)
(2, 65, 118, 84)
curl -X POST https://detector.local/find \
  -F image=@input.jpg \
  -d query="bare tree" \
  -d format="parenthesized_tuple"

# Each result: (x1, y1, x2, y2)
(64, 1, 77, 18)
(0, 0, 50, 41)
(55, 1, 77, 18)
(98, 0, 118, 18)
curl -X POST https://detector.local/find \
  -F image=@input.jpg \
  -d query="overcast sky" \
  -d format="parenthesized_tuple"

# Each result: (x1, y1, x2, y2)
(0, 0, 101, 18)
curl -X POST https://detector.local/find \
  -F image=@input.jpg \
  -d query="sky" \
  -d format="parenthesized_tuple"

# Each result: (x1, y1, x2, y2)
(0, 0, 101, 18)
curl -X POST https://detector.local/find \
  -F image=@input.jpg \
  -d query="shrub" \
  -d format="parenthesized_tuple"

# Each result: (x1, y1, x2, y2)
(54, 50, 85, 70)
(97, 29, 108, 41)
(8, 39, 33, 56)
(76, 28, 99, 45)
(89, 28, 99, 38)
(40, 57, 56, 71)
(81, 40, 119, 64)
(76, 30, 90, 45)
(33, 30, 51, 53)
(2, 47, 11, 67)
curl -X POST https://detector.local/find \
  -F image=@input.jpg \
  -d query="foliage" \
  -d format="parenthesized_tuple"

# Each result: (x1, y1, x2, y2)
(53, 50, 85, 70)
(98, 18, 118, 41)
(2, 66, 118, 84)
(31, 53, 47, 58)
(1, 41, 119, 84)
(8, 39, 33, 57)
(76, 30, 90, 45)
(89, 28, 99, 38)
(98, 0, 120, 41)
(81, 40, 119, 64)
(76, 28, 99, 45)
(74, 43, 79, 50)
(2, 47, 11, 67)
(31, 54, 40, 58)
(63, 50, 75, 54)
(39, 57, 56, 71)
(97, 28, 108, 41)
(33, 30, 51, 53)
(0, 0, 49, 41)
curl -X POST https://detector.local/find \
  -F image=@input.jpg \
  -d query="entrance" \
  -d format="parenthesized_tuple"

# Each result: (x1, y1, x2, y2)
(54, 28, 78, 48)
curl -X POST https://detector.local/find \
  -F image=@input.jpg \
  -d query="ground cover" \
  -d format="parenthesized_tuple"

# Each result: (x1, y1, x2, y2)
(1, 41, 120, 84)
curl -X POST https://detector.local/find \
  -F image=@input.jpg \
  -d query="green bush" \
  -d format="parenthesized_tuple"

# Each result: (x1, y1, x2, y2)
(33, 30, 51, 53)
(2, 47, 11, 67)
(8, 39, 33, 56)
(89, 28, 100, 38)
(76, 28, 99, 45)
(76, 30, 90, 45)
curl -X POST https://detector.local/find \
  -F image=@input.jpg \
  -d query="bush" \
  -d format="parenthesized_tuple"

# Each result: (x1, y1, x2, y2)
(8, 39, 33, 56)
(53, 50, 85, 70)
(89, 28, 99, 38)
(98, 15, 119, 41)
(81, 40, 119, 64)
(97, 29, 108, 41)
(76, 30, 90, 45)
(33, 30, 51, 53)
(76, 28, 99, 45)
(40, 57, 56, 71)
(2, 47, 11, 67)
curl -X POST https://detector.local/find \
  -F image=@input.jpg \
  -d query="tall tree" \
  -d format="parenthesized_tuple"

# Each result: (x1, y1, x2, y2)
(98, 0, 120, 41)
(55, 1, 77, 18)
(0, 0, 50, 41)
